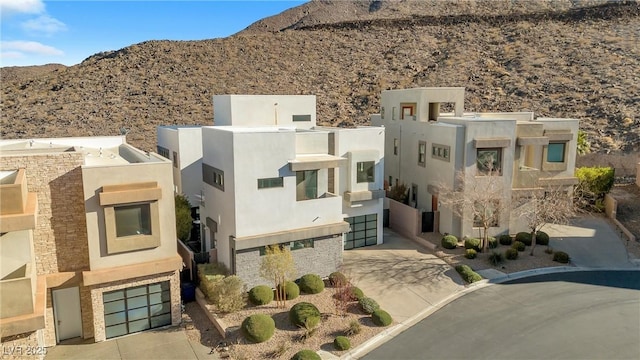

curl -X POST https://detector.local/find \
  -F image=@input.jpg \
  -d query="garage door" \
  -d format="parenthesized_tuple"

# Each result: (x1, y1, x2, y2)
(103, 281, 172, 339)
(344, 214, 378, 249)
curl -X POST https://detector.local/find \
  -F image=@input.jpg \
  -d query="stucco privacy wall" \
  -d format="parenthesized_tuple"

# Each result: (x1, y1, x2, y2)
(235, 235, 343, 289)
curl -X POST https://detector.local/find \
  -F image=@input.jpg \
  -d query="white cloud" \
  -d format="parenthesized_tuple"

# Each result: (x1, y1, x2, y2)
(0, 0, 45, 16)
(21, 15, 67, 35)
(1, 51, 24, 59)
(1, 41, 64, 56)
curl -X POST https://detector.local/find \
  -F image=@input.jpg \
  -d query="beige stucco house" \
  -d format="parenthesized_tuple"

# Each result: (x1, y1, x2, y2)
(0, 136, 182, 350)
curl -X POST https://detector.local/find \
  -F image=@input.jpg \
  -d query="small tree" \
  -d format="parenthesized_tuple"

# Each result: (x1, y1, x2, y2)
(577, 130, 591, 155)
(514, 185, 577, 256)
(260, 245, 297, 308)
(175, 194, 192, 241)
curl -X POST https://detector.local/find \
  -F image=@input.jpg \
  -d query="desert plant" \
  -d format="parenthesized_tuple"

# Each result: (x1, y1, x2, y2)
(487, 236, 498, 249)
(329, 272, 347, 287)
(345, 318, 362, 336)
(536, 231, 550, 246)
(175, 193, 192, 241)
(371, 309, 393, 326)
(289, 302, 321, 328)
(358, 297, 380, 314)
(575, 166, 615, 212)
(261, 245, 297, 308)
(455, 264, 482, 283)
(241, 314, 275, 343)
(505, 248, 518, 260)
(276, 281, 300, 300)
(212, 275, 246, 313)
(349, 286, 364, 301)
(515, 232, 532, 246)
(464, 237, 482, 251)
(441, 234, 458, 249)
(333, 336, 351, 351)
(553, 251, 570, 263)
(389, 182, 408, 203)
(268, 340, 291, 359)
(488, 251, 504, 266)
(248, 285, 273, 306)
(512, 241, 526, 252)
(291, 350, 321, 360)
(299, 274, 325, 294)
(498, 234, 513, 246)
(465, 249, 477, 259)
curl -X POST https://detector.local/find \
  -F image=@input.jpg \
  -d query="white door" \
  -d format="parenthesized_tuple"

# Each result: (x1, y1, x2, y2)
(52, 286, 82, 342)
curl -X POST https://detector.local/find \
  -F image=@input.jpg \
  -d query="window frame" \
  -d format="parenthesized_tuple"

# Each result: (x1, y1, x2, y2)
(418, 141, 427, 167)
(296, 170, 318, 201)
(393, 138, 398, 155)
(257, 177, 284, 189)
(292, 114, 311, 122)
(546, 142, 566, 163)
(356, 161, 375, 183)
(476, 148, 502, 176)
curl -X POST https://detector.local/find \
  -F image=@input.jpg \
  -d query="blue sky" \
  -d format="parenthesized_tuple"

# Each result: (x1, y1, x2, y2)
(0, 0, 307, 67)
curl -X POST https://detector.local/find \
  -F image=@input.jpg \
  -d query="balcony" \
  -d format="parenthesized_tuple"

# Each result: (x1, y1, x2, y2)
(513, 165, 541, 189)
(343, 189, 386, 204)
(0, 169, 38, 233)
(0, 263, 35, 319)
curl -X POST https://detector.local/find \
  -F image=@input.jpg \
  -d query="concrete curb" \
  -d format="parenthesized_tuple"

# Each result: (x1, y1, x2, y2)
(340, 266, 640, 359)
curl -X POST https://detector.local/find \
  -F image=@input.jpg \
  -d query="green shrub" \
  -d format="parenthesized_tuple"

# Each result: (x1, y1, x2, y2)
(505, 248, 518, 260)
(248, 285, 273, 306)
(441, 234, 458, 249)
(276, 281, 300, 300)
(512, 241, 525, 252)
(329, 272, 347, 287)
(455, 264, 482, 283)
(464, 237, 482, 251)
(299, 274, 325, 294)
(545, 247, 554, 254)
(488, 236, 498, 249)
(358, 297, 380, 314)
(553, 251, 570, 263)
(349, 286, 364, 301)
(516, 232, 532, 246)
(465, 249, 477, 259)
(499, 234, 513, 246)
(536, 231, 550, 246)
(289, 302, 321, 328)
(371, 309, 393, 326)
(575, 167, 615, 211)
(197, 263, 230, 302)
(203, 275, 246, 313)
(345, 319, 361, 336)
(291, 350, 321, 360)
(488, 251, 504, 266)
(241, 314, 275, 343)
(333, 336, 351, 351)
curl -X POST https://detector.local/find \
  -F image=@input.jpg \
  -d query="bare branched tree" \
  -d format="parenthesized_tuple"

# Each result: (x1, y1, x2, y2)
(260, 245, 297, 308)
(513, 184, 577, 256)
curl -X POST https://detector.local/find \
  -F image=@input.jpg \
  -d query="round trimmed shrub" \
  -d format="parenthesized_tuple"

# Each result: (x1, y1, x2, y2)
(455, 264, 482, 283)
(329, 272, 347, 287)
(371, 309, 393, 326)
(536, 231, 550, 246)
(499, 234, 513, 246)
(516, 232, 532, 246)
(464, 237, 481, 251)
(289, 302, 321, 328)
(276, 281, 300, 300)
(505, 248, 518, 260)
(358, 297, 380, 314)
(441, 235, 458, 249)
(488, 251, 504, 266)
(299, 274, 325, 294)
(488, 236, 498, 249)
(349, 286, 364, 301)
(291, 350, 321, 360)
(553, 251, 570, 263)
(333, 336, 351, 351)
(512, 241, 525, 252)
(241, 314, 275, 343)
(464, 249, 477, 259)
(248, 285, 273, 306)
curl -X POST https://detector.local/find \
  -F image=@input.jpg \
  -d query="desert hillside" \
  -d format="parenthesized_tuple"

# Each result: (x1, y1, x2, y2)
(1, 0, 638, 155)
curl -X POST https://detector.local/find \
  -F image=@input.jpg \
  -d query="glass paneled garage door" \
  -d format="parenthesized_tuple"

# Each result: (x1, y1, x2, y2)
(344, 214, 378, 249)
(103, 281, 172, 339)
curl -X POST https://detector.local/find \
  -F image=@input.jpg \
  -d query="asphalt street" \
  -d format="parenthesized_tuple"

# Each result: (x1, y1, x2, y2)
(363, 270, 640, 360)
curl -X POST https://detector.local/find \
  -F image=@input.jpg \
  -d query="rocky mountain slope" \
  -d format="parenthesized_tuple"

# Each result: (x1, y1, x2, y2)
(1, 0, 638, 154)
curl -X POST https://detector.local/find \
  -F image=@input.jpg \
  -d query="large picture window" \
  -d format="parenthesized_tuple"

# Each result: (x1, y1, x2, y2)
(476, 148, 502, 175)
(296, 170, 318, 201)
(547, 143, 566, 163)
(115, 204, 151, 237)
(357, 161, 375, 183)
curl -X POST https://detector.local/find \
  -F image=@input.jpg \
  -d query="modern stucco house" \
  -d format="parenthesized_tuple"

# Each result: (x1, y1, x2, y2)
(0, 136, 182, 349)
(159, 95, 385, 288)
(372, 87, 580, 239)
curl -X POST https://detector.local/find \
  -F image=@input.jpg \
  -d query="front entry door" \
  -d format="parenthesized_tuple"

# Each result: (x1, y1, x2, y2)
(53, 287, 82, 342)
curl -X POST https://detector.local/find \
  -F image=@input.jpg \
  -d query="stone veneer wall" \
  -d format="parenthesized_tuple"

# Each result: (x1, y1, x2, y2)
(89, 271, 181, 342)
(235, 235, 343, 289)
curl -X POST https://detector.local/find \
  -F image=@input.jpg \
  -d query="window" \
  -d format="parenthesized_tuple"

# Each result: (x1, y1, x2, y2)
(344, 214, 378, 249)
(172, 151, 178, 168)
(381, 107, 385, 119)
(203, 164, 225, 191)
(258, 177, 283, 189)
(400, 103, 416, 120)
(432, 144, 451, 162)
(392, 107, 397, 120)
(393, 138, 398, 155)
(418, 141, 426, 167)
(156, 146, 170, 159)
(296, 170, 317, 201)
(547, 143, 566, 163)
(476, 148, 502, 175)
(473, 200, 499, 227)
(114, 204, 151, 237)
(356, 161, 375, 183)
(292, 114, 311, 122)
